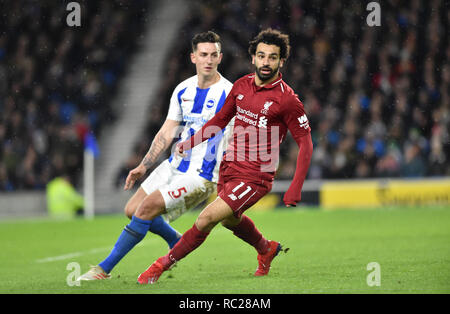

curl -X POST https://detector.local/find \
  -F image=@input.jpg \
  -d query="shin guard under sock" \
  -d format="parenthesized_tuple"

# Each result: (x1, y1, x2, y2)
(226, 215, 269, 254)
(160, 224, 209, 269)
(99, 216, 151, 273)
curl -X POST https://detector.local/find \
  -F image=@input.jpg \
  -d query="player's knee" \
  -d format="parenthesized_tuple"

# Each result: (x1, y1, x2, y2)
(124, 203, 134, 219)
(124, 189, 147, 219)
(135, 205, 162, 221)
(143, 196, 164, 212)
(135, 194, 165, 220)
(196, 212, 218, 232)
(221, 216, 240, 229)
(222, 213, 241, 226)
(220, 219, 230, 229)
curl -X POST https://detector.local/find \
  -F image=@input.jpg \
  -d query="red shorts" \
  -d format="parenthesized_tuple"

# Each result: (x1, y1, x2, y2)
(217, 162, 273, 218)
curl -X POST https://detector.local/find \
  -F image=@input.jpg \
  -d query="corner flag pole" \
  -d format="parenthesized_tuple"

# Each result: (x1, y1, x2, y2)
(83, 150, 95, 220)
(84, 132, 100, 220)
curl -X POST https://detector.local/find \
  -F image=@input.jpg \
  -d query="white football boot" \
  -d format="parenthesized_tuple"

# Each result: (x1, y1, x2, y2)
(77, 265, 111, 281)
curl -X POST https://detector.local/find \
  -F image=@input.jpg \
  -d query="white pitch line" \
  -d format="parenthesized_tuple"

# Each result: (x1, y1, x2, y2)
(35, 240, 156, 263)
(35, 227, 231, 263)
(36, 247, 112, 263)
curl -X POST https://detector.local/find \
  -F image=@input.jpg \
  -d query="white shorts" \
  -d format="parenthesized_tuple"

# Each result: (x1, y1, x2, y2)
(141, 160, 216, 222)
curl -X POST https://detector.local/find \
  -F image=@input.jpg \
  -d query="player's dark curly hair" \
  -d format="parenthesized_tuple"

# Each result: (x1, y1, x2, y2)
(191, 31, 221, 52)
(248, 28, 290, 60)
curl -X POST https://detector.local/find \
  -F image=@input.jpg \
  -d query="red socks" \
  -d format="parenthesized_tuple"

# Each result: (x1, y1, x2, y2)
(226, 215, 269, 254)
(160, 224, 209, 270)
(159, 216, 269, 270)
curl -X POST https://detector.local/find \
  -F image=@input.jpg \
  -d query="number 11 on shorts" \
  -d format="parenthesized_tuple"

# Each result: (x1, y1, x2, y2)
(228, 182, 252, 201)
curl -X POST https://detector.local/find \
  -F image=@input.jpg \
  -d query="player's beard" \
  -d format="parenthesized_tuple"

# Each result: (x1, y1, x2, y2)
(255, 64, 279, 83)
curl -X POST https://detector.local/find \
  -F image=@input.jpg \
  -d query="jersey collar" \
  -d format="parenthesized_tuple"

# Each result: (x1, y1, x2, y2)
(252, 73, 283, 91)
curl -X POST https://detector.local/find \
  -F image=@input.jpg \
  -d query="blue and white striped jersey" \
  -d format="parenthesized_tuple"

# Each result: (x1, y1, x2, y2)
(166, 73, 233, 183)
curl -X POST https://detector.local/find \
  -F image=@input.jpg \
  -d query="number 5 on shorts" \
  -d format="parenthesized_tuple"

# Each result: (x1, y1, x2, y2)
(168, 187, 187, 199)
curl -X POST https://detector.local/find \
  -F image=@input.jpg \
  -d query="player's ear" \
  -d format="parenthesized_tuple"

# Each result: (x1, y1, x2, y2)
(279, 58, 285, 68)
(218, 52, 223, 64)
(190, 52, 196, 64)
(251, 55, 255, 65)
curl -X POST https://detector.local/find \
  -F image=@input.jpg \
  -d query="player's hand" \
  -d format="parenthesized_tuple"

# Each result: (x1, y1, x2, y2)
(175, 142, 187, 158)
(283, 190, 300, 208)
(124, 164, 146, 191)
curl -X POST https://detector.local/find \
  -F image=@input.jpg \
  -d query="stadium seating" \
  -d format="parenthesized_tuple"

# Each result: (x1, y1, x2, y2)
(0, 1, 150, 190)
(1, 1, 448, 192)
(116, 0, 449, 186)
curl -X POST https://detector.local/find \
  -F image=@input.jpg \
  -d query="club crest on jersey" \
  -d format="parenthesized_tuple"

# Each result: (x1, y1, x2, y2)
(258, 116, 268, 128)
(206, 99, 215, 109)
(260, 101, 273, 114)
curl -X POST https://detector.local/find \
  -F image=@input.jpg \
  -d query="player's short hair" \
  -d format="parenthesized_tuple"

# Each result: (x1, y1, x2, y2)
(248, 28, 290, 60)
(191, 31, 221, 52)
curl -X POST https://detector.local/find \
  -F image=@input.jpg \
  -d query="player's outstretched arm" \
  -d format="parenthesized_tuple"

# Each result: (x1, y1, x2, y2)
(177, 90, 237, 155)
(279, 93, 313, 207)
(283, 132, 313, 207)
(124, 119, 179, 190)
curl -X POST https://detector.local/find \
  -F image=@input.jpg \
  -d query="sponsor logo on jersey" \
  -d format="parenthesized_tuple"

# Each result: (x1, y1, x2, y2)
(237, 106, 258, 119)
(183, 115, 209, 125)
(237, 94, 244, 100)
(236, 105, 258, 126)
(235, 105, 269, 129)
(298, 114, 309, 129)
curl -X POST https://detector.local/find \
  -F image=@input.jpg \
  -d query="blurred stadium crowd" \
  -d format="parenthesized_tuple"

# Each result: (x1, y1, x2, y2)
(118, 0, 449, 187)
(0, 1, 149, 190)
(0, 0, 448, 192)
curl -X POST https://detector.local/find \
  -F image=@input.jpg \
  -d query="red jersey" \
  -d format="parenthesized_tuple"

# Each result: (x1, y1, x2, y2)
(181, 73, 313, 206)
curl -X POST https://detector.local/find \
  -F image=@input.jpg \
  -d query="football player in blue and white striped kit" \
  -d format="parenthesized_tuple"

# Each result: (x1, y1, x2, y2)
(78, 31, 233, 280)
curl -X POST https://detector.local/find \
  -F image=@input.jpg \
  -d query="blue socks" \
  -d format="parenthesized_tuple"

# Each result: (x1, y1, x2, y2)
(148, 216, 182, 249)
(99, 216, 150, 274)
(99, 215, 182, 274)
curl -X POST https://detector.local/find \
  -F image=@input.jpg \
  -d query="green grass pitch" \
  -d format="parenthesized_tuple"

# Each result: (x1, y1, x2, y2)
(0, 205, 449, 294)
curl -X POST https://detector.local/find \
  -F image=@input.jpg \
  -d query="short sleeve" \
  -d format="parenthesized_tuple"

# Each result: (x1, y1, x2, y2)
(165, 85, 184, 121)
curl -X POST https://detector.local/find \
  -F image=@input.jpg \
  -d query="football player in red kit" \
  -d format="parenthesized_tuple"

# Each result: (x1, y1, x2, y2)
(137, 28, 313, 284)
